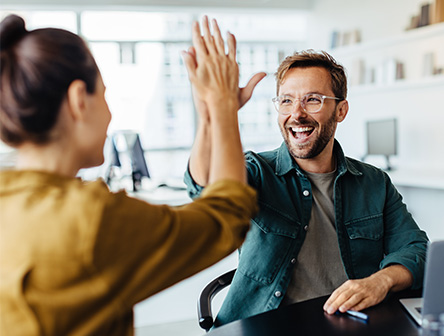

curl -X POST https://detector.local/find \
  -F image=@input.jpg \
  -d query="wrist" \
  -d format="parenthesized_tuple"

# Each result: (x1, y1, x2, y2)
(373, 265, 413, 293)
(367, 268, 394, 295)
(207, 96, 239, 110)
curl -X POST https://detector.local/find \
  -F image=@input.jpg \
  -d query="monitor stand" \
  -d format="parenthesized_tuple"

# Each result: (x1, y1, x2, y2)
(361, 154, 394, 171)
(384, 155, 393, 171)
(132, 171, 143, 192)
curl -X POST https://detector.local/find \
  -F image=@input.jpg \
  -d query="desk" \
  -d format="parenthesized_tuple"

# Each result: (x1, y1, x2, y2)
(124, 178, 191, 206)
(207, 290, 422, 336)
(129, 186, 190, 206)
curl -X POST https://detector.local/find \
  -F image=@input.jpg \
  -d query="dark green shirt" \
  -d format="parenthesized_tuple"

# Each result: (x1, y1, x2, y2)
(184, 140, 429, 326)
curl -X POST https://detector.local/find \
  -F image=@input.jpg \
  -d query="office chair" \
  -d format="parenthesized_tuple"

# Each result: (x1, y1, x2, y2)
(198, 269, 236, 332)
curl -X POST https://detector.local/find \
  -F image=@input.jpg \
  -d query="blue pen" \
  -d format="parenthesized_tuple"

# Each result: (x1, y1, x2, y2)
(345, 310, 369, 321)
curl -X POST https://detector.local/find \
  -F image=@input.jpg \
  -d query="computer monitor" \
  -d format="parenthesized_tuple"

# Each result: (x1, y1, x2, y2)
(129, 134, 150, 191)
(119, 133, 150, 191)
(105, 137, 121, 185)
(365, 118, 397, 171)
(107, 132, 150, 191)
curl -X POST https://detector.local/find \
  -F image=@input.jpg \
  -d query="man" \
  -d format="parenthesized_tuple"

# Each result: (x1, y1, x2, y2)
(184, 49, 429, 326)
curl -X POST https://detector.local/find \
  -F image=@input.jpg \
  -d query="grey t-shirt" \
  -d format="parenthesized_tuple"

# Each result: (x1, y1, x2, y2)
(281, 169, 348, 305)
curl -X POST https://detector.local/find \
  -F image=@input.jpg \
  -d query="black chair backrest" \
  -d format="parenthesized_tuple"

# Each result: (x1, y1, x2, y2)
(198, 269, 236, 332)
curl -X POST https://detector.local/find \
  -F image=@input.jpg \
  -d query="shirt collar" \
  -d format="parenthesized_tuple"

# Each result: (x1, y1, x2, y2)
(275, 139, 363, 177)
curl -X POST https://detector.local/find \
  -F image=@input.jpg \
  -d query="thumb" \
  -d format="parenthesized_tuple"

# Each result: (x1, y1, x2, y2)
(239, 72, 267, 108)
(181, 50, 197, 80)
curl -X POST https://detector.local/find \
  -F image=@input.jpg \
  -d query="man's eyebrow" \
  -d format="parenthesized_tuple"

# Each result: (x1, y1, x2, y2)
(279, 91, 324, 97)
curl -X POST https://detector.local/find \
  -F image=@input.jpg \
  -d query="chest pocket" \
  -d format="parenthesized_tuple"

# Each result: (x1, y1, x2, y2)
(237, 202, 300, 285)
(345, 214, 384, 272)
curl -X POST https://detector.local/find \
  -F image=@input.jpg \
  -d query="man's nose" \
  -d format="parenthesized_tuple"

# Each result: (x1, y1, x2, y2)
(289, 99, 307, 118)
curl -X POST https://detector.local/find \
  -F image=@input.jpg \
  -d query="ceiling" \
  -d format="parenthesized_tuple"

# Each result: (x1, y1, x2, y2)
(0, 0, 315, 11)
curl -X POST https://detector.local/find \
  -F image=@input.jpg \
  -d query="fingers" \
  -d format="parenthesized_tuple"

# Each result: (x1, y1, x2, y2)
(226, 31, 237, 62)
(201, 16, 229, 57)
(323, 278, 387, 315)
(350, 297, 373, 312)
(188, 46, 196, 58)
(211, 18, 226, 55)
(325, 290, 366, 314)
(191, 16, 232, 60)
(239, 72, 267, 108)
(183, 16, 240, 108)
(201, 16, 217, 55)
(324, 285, 350, 314)
(181, 50, 197, 80)
(191, 20, 207, 60)
(337, 292, 364, 313)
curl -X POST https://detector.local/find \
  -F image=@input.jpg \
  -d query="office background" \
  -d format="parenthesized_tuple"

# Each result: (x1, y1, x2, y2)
(1, 0, 443, 335)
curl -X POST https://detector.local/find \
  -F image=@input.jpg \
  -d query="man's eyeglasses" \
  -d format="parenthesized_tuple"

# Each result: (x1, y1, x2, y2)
(272, 94, 342, 114)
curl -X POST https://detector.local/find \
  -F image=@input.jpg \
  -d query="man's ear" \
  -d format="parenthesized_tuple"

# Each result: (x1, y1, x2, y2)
(335, 99, 349, 123)
(66, 80, 87, 121)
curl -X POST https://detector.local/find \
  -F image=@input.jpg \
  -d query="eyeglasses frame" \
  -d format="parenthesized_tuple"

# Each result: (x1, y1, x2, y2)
(272, 93, 343, 114)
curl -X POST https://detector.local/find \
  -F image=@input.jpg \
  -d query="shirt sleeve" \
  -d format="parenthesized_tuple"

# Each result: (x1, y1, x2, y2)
(183, 162, 205, 199)
(183, 154, 258, 198)
(92, 179, 257, 308)
(379, 173, 429, 289)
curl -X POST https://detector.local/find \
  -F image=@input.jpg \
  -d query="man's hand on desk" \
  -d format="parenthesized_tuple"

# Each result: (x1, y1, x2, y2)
(323, 264, 414, 315)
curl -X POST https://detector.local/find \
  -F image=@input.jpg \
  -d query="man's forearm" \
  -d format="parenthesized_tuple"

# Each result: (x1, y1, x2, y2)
(371, 264, 413, 293)
(189, 119, 212, 186)
(208, 99, 245, 185)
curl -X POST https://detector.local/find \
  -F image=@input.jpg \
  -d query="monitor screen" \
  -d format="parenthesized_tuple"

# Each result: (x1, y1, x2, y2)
(366, 118, 397, 156)
(107, 132, 150, 191)
(128, 134, 150, 180)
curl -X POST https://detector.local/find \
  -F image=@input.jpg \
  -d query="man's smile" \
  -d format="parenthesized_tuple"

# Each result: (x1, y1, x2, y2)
(289, 125, 315, 143)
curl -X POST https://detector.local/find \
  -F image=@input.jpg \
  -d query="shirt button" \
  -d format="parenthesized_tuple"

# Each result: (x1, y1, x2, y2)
(303, 190, 310, 196)
(290, 258, 297, 264)
(274, 291, 282, 298)
(304, 225, 309, 231)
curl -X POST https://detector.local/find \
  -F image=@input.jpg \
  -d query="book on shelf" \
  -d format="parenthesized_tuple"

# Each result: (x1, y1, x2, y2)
(396, 62, 405, 80)
(406, 1, 444, 29)
(423, 52, 435, 77)
(350, 58, 366, 85)
(330, 31, 340, 49)
(329, 29, 361, 49)
(433, 0, 444, 23)
(419, 3, 431, 27)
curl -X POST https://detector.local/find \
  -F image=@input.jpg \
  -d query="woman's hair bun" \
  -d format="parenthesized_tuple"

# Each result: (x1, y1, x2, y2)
(0, 14, 28, 50)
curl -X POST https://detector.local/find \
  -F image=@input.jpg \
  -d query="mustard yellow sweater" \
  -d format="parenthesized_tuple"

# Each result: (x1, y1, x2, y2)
(0, 170, 257, 335)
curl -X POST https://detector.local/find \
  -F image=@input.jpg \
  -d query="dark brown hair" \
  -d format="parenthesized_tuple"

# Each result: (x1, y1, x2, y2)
(0, 14, 99, 146)
(275, 49, 347, 100)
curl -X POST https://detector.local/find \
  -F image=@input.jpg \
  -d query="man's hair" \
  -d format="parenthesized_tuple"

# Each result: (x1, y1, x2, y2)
(275, 49, 347, 100)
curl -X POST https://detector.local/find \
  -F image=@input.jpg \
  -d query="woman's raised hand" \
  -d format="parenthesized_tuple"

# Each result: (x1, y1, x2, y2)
(182, 17, 266, 121)
(182, 16, 240, 116)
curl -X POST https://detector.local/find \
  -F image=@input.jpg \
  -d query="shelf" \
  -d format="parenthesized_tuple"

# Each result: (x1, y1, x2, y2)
(349, 75, 444, 95)
(329, 22, 444, 56)
(328, 22, 444, 94)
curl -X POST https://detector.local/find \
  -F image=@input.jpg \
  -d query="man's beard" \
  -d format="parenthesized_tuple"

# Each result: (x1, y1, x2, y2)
(280, 111, 337, 160)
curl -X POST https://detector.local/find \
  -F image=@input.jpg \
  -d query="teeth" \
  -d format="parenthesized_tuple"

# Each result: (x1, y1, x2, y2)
(291, 127, 313, 132)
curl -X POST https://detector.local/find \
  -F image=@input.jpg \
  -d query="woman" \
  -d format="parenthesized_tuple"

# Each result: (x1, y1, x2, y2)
(0, 14, 258, 335)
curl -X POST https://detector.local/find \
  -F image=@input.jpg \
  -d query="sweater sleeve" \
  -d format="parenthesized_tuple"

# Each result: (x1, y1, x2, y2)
(92, 179, 257, 308)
